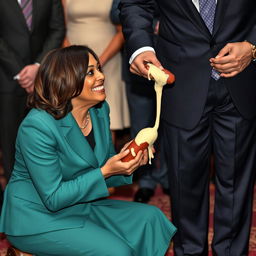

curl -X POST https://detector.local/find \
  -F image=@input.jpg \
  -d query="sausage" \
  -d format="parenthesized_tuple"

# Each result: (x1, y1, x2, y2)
(121, 140, 149, 162)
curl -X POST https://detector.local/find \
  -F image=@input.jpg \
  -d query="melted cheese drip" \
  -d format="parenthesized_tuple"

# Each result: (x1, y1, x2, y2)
(134, 64, 169, 164)
(131, 147, 136, 157)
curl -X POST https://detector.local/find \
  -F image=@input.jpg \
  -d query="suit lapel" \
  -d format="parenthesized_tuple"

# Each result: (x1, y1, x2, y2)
(9, 0, 29, 32)
(212, 0, 230, 37)
(174, 0, 212, 40)
(60, 112, 98, 168)
(30, 0, 36, 32)
(90, 107, 109, 166)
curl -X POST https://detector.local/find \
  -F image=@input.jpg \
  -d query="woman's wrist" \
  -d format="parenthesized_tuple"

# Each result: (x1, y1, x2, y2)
(101, 165, 111, 178)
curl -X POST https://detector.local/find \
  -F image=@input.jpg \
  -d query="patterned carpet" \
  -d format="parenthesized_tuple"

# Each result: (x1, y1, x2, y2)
(110, 183, 256, 256)
(0, 183, 256, 255)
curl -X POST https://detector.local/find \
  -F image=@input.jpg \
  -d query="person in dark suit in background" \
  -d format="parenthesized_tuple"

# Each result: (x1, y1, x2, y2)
(120, 0, 256, 255)
(111, 0, 169, 203)
(0, 0, 65, 189)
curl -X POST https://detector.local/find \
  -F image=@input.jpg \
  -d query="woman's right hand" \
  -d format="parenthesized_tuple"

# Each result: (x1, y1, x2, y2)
(101, 148, 146, 178)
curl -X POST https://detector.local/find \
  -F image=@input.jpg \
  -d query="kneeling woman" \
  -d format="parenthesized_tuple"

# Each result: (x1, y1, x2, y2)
(0, 45, 176, 256)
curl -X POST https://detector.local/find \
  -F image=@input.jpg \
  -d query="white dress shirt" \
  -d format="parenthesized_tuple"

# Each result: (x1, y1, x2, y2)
(129, 0, 218, 63)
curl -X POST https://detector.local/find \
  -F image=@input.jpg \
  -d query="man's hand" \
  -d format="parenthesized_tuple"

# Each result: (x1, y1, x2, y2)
(130, 51, 163, 78)
(210, 42, 252, 78)
(24, 84, 34, 94)
(17, 64, 40, 93)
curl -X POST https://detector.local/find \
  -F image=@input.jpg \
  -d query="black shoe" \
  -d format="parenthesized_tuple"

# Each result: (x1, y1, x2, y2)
(134, 188, 154, 203)
(162, 188, 170, 196)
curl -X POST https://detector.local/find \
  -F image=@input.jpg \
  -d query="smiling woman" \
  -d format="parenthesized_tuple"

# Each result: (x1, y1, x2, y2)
(0, 45, 176, 256)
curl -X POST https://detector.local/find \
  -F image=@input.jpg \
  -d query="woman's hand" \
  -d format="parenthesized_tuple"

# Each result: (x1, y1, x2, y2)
(101, 141, 148, 178)
(121, 140, 148, 166)
(99, 25, 124, 67)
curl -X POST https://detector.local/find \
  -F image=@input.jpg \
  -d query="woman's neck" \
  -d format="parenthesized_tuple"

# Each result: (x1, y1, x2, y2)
(71, 105, 90, 128)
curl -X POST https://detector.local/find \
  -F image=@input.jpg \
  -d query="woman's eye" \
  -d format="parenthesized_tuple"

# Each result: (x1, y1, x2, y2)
(87, 69, 94, 76)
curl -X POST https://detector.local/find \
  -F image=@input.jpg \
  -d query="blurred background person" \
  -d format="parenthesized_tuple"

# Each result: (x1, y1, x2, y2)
(0, 46, 176, 256)
(62, 0, 130, 145)
(111, 0, 169, 203)
(0, 0, 65, 206)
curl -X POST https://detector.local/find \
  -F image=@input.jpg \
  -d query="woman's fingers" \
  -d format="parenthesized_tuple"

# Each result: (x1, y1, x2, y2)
(116, 149, 130, 160)
(120, 140, 133, 152)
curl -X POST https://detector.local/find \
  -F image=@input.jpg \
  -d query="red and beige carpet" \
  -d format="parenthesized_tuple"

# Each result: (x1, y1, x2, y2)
(110, 183, 256, 256)
(0, 183, 256, 256)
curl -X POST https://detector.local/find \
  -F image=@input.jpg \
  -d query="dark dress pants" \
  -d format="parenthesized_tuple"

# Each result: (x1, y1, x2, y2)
(0, 92, 27, 181)
(163, 78, 256, 256)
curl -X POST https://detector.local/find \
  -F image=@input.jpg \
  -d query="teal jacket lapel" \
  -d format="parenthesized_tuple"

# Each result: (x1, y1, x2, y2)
(90, 107, 109, 166)
(60, 112, 99, 168)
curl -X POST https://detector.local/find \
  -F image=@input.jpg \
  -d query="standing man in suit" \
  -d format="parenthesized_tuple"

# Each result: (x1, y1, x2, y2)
(0, 0, 65, 187)
(120, 0, 256, 255)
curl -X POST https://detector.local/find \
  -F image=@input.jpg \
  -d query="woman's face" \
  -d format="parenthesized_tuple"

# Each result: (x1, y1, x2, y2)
(75, 53, 106, 107)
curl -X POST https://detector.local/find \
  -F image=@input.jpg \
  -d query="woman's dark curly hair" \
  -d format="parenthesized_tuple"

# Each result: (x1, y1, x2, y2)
(28, 45, 100, 119)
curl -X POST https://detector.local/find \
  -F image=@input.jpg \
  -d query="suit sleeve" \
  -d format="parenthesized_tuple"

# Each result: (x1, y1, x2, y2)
(18, 117, 110, 212)
(119, 0, 155, 58)
(0, 39, 24, 77)
(110, 0, 121, 25)
(246, 24, 256, 45)
(35, 0, 65, 63)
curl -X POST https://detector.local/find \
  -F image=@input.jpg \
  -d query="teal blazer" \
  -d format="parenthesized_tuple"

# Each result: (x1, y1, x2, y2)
(0, 102, 132, 236)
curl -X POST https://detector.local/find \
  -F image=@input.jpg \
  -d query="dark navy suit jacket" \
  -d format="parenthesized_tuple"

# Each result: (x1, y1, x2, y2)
(120, 0, 256, 129)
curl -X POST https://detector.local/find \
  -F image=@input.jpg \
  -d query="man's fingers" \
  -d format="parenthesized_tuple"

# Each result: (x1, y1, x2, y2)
(19, 67, 28, 77)
(211, 61, 237, 72)
(20, 80, 33, 88)
(210, 55, 233, 65)
(131, 60, 149, 77)
(150, 59, 163, 70)
(130, 51, 163, 78)
(25, 86, 34, 94)
(130, 65, 145, 77)
(215, 66, 238, 73)
(220, 71, 238, 78)
(20, 79, 32, 87)
(216, 43, 231, 58)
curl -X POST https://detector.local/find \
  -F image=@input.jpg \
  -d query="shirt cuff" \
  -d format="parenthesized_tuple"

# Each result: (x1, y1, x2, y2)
(13, 74, 20, 80)
(129, 46, 155, 64)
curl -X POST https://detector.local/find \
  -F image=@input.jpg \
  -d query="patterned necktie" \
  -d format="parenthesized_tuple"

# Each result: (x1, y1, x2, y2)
(20, 0, 33, 31)
(199, 0, 220, 80)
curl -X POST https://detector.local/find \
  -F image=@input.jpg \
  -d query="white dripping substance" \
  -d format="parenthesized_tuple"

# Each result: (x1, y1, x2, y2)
(134, 64, 169, 164)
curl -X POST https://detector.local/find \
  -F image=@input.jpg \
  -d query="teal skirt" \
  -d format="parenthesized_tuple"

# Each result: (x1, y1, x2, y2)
(8, 199, 176, 256)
